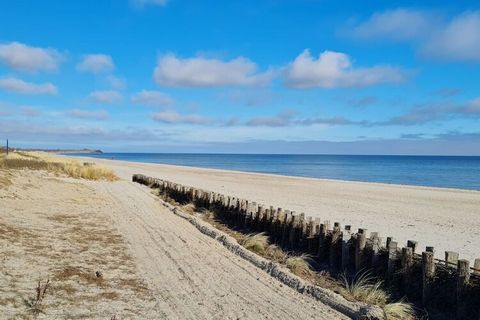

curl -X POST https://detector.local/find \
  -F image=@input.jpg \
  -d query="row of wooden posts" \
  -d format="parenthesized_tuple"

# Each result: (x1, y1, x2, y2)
(133, 174, 480, 319)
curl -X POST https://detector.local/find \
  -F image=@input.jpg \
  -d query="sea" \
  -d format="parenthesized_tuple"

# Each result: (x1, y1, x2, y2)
(71, 153, 480, 191)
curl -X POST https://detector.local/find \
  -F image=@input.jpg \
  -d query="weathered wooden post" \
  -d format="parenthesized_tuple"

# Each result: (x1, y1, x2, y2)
(318, 221, 330, 262)
(422, 250, 435, 305)
(329, 222, 342, 271)
(355, 230, 367, 272)
(341, 225, 352, 270)
(288, 212, 298, 249)
(445, 251, 459, 267)
(371, 232, 381, 269)
(457, 259, 470, 319)
(281, 210, 291, 247)
(401, 247, 413, 294)
(387, 241, 398, 281)
(308, 218, 320, 255)
(474, 258, 480, 275)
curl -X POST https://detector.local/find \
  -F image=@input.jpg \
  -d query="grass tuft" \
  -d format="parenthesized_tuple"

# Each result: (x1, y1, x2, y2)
(240, 232, 269, 254)
(383, 300, 416, 320)
(285, 253, 315, 278)
(23, 279, 50, 319)
(340, 271, 389, 306)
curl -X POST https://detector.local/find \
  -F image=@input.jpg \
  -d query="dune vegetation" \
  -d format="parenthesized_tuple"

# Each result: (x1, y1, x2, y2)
(0, 151, 117, 181)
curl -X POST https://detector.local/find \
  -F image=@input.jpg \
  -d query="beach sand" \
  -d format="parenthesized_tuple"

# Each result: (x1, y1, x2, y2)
(0, 168, 347, 319)
(77, 156, 480, 264)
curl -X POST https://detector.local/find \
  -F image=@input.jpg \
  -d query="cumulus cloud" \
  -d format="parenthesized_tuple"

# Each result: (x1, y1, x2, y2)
(131, 90, 174, 107)
(0, 42, 62, 72)
(153, 53, 273, 87)
(350, 9, 480, 62)
(422, 11, 480, 62)
(66, 109, 109, 120)
(0, 77, 57, 95)
(283, 49, 406, 89)
(350, 9, 433, 41)
(152, 110, 211, 124)
(88, 90, 123, 104)
(77, 54, 114, 73)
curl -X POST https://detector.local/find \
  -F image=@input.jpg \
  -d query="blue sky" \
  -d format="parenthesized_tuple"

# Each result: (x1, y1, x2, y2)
(0, 0, 479, 154)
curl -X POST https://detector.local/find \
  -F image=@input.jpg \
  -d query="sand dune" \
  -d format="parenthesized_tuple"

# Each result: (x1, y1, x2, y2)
(77, 156, 480, 263)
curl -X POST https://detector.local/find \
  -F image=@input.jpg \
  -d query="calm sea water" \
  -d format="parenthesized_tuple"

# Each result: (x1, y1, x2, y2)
(72, 153, 480, 190)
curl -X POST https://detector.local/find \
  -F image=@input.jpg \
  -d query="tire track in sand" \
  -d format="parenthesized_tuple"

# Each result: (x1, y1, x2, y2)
(94, 180, 350, 320)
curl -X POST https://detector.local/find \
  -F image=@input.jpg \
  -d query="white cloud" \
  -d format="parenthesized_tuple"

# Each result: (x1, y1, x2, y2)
(66, 109, 109, 121)
(350, 9, 480, 62)
(0, 42, 62, 72)
(350, 9, 433, 41)
(106, 75, 127, 89)
(153, 53, 272, 87)
(131, 0, 168, 8)
(422, 11, 480, 62)
(77, 54, 114, 74)
(152, 110, 211, 124)
(88, 90, 123, 104)
(246, 110, 296, 127)
(283, 49, 405, 89)
(131, 90, 174, 107)
(0, 77, 58, 95)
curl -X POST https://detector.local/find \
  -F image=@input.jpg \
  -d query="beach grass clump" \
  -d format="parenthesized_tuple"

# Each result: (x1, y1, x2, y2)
(383, 300, 416, 320)
(340, 271, 389, 305)
(264, 244, 289, 263)
(0, 151, 118, 181)
(240, 232, 269, 254)
(285, 253, 315, 278)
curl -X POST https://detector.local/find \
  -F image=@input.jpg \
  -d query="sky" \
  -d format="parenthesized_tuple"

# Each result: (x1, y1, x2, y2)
(0, 0, 480, 155)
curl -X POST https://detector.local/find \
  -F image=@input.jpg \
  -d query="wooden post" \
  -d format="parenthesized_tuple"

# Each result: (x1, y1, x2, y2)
(329, 223, 341, 271)
(371, 233, 381, 268)
(445, 251, 459, 268)
(474, 258, 480, 275)
(341, 226, 352, 270)
(407, 240, 418, 253)
(281, 210, 291, 247)
(401, 247, 413, 293)
(288, 212, 298, 249)
(274, 208, 283, 242)
(355, 232, 366, 272)
(386, 237, 393, 248)
(318, 221, 330, 261)
(308, 218, 320, 255)
(387, 241, 398, 280)
(422, 251, 435, 305)
(457, 259, 470, 320)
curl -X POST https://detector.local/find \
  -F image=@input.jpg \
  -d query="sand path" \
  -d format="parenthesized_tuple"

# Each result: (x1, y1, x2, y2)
(77, 157, 480, 263)
(93, 179, 349, 319)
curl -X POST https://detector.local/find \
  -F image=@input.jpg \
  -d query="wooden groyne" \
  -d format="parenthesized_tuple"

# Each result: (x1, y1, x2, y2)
(133, 174, 480, 319)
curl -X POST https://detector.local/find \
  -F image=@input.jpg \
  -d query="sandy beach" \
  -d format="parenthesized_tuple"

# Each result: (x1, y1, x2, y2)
(76, 156, 480, 264)
(0, 163, 347, 319)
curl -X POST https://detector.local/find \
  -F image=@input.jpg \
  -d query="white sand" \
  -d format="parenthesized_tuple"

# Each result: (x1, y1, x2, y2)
(1, 168, 347, 319)
(77, 156, 480, 264)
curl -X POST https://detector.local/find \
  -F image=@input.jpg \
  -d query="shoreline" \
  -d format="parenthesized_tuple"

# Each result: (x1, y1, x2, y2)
(72, 154, 480, 193)
(70, 155, 480, 263)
